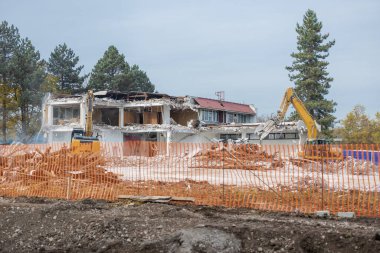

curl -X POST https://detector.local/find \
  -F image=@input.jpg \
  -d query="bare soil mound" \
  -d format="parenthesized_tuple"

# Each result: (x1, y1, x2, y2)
(0, 197, 379, 252)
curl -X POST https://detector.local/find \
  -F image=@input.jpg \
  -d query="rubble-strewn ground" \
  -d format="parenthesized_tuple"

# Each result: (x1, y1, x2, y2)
(0, 197, 379, 253)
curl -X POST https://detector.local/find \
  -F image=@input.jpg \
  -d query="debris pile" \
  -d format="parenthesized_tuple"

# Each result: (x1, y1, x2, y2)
(290, 156, 377, 176)
(275, 175, 327, 191)
(0, 145, 121, 184)
(191, 144, 284, 169)
(292, 175, 327, 189)
(328, 156, 377, 175)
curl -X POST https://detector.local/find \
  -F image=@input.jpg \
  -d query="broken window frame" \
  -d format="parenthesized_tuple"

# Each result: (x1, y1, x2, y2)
(124, 106, 164, 125)
(93, 107, 120, 126)
(201, 109, 219, 123)
(247, 133, 260, 140)
(220, 133, 242, 141)
(201, 109, 253, 124)
(267, 132, 299, 140)
(52, 106, 80, 125)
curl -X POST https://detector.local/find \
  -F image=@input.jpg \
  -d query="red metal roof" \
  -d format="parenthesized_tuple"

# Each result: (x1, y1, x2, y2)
(194, 97, 255, 114)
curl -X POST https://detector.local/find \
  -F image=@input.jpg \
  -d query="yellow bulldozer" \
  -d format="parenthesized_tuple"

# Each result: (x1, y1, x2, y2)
(255, 87, 342, 160)
(71, 90, 100, 154)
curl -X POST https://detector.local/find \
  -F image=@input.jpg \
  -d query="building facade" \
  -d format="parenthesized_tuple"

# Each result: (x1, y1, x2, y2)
(41, 90, 306, 155)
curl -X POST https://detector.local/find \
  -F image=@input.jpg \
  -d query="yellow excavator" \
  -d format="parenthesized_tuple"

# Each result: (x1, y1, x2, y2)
(255, 87, 342, 160)
(71, 90, 100, 154)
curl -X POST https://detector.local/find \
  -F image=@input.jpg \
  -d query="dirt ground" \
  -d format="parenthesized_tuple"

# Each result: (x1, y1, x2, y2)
(0, 197, 379, 253)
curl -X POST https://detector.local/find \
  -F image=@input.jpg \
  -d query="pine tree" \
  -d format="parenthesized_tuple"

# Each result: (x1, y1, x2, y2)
(12, 37, 45, 141)
(1, 21, 50, 142)
(48, 43, 86, 93)
(125, 65, 155, 92)
(0, 21, 20, 143)
(88, 45, 128, 91)
(88, 45, 155, 92)
(286, 9, 336, 136)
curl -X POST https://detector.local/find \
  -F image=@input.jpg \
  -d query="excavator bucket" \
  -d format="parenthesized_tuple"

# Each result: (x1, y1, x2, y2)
(254, 119, 277, 141)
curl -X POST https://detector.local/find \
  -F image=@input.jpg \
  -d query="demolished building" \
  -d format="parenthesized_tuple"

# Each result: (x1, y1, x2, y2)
(41, 91, 306, 155)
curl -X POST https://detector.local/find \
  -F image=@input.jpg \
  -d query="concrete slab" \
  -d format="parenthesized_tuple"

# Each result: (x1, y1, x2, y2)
(336, 212, 356, 218)
(315, 210, 330, 217)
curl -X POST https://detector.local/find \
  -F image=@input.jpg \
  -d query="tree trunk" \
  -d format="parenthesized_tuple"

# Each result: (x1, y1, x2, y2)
(1, 73, 8, 143)
(2, 99, 7, 143)
(21, 104, 28, 142)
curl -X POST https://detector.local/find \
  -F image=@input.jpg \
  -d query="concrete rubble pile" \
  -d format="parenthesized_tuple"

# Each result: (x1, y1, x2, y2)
(288, 175, 327, 191)
(328, 156, 377, 175)
(191, 143, 284, 169)
(0, 145, 121, 184)
(298, 156, 377, 176)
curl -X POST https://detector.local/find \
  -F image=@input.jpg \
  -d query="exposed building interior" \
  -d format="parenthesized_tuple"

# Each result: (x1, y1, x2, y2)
(52, 106, 80, 125)
(41, 90, 305, 156)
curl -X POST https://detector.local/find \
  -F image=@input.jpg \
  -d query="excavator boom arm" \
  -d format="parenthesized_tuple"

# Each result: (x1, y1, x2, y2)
(284, 88, 320, 140)
(255, 87, 319, 141)
(277, 88, 292, 120)
(85, 90, 94, 137)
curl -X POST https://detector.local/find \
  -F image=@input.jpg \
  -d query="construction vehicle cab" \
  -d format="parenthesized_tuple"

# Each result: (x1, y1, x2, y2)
(71, 128, 100, 154)
(255, 87, 342, 160)
(70, 90, 100, 154)
(302, 139, 342, 160)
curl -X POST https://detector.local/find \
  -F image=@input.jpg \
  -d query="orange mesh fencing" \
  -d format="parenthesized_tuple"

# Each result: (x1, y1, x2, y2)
(0, 142, 379, 217)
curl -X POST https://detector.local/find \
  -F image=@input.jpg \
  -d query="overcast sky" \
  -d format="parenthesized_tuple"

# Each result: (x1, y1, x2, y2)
(1, 0, 379, 120)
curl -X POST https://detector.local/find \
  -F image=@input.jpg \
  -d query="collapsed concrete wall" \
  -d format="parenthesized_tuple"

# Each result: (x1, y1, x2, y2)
(170, 109, 198, 127)
(98, 129, 123, 143)
(171, 132, 215, 143)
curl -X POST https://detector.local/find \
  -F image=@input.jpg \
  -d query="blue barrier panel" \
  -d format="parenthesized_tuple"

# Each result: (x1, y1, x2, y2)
(343, 150, 379, 165)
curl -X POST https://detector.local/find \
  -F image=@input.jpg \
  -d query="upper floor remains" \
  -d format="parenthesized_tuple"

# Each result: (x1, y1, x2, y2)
(42, 90, 257, 130)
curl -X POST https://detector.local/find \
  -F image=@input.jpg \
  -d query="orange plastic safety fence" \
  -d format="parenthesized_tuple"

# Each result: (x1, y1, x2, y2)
(0, 142, 379, 217)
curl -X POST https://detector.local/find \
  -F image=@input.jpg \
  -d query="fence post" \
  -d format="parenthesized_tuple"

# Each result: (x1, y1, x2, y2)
(138, 153, 141, 195)
(321, 146, 324, 210)
(66, 176, 72, 200)
(222, 143, 225, 205)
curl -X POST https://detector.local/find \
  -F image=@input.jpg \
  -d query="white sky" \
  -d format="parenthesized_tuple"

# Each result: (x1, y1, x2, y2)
(1, 0, 379, 120)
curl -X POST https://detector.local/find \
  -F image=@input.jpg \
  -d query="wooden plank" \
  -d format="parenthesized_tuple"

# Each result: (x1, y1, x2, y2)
(117, 195, 172, 203)
(171, 197, 195, 202)
(143, 112, 158, 124)
(124, 111, 137, 124)
(117, 195, 195, 203)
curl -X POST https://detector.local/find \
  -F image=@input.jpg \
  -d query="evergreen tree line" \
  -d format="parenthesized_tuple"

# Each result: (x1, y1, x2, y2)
(1, 9, 378, 144)
(0, 21, 154, 143)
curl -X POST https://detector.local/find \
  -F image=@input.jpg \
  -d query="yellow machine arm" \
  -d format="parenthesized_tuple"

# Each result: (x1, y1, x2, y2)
(71, 90, 100, 154)
(278, 88, 319, 140)
(85, 90, 94, 137)
(255, 87, 320, 141)
(255, 87, 341, 160)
